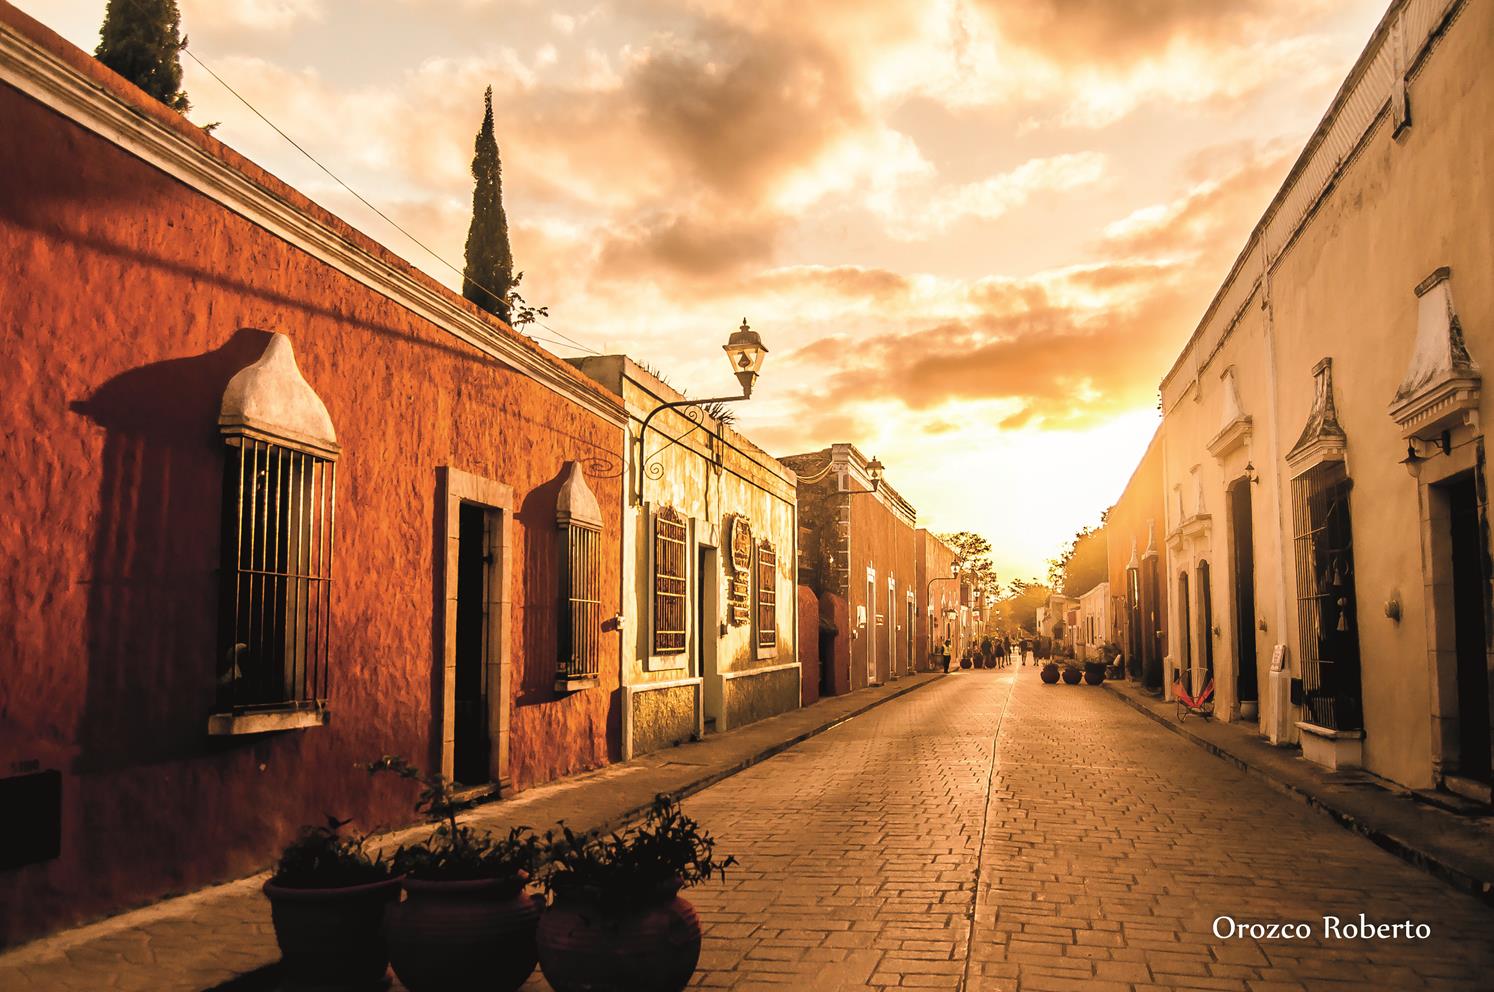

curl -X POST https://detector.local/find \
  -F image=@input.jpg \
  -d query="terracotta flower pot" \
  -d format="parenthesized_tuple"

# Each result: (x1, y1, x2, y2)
(1083, 662, 1105, 685)
(385, 875, 543, 992)
(263, 875, 402, 990)
(1061, 666, 1082, 685)
(1040, 663, 1060, 684)
(538, 881, 702, 992)
(959, 657, 973, 669)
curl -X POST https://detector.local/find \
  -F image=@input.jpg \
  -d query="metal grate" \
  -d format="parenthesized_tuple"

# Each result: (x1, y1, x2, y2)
(560, 522, 602, 680)
(1291, 461, 1361, 730)
(653, 507, 687, 655)
(217, 437, 334, 713)
(757, 541, 777, 650)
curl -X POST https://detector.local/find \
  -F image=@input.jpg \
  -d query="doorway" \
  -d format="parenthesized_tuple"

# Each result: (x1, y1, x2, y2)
(1126, 567, 1142, 680)
(1229, 479, 1258, 710)
(454, 502, 494, 786)
(1177, 570, 1192, 694)
(1444, 473, 1491, 783)
(906, 600, 915, 674)
(866, 573, 877, 686)
(1197, 561, 1214, 686)
(699, 545, 721, 732)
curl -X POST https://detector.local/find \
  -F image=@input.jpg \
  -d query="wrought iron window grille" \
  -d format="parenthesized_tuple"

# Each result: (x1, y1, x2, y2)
(216, 436, 336, 715)
(653, 506, 688, 655)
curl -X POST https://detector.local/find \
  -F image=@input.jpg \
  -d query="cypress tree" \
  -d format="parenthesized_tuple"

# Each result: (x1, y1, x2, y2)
(95, 0, 191, 113)
(462, 86, 514, 324)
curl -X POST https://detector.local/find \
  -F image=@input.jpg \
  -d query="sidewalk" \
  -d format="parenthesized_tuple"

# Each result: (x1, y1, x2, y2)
(0, 672, 944, 992)
(1103, 678, 1494, 907)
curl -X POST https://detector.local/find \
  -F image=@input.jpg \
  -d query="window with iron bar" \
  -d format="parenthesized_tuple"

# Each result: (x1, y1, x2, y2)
(216, 437, 335, 714)
(756, 540, 777, 650)
(560, 521, 602, 680)
(653, 507, 688, 655)
(1291, 461, 1362, 730)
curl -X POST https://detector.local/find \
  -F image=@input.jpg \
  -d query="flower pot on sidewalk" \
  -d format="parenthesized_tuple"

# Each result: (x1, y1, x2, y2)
(1061, 666, 1082, 685)
(1083, 661, 1106, 685)
(264, 876, 403, 990)
(538, 880, 702, 992)
(1040, 662, 1060, 684)
(385, 876, 542, 992)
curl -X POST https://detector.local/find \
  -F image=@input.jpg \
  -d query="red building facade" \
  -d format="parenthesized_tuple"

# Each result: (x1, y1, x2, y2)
(781, 445, 918, 692)
(0, 4, 626, 946)
(915, 529, 964, 671)
(1106, 427, 1169, 690)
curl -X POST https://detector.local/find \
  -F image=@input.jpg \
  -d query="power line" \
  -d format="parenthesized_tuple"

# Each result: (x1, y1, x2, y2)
(153, 29, 601, 356)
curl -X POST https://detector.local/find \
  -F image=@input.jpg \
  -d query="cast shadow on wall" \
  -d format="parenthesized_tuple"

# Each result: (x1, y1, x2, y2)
(69, 328, 272, 775)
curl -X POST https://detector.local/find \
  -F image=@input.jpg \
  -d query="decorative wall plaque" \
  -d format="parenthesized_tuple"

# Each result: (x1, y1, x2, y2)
(726, 515, 752, 626)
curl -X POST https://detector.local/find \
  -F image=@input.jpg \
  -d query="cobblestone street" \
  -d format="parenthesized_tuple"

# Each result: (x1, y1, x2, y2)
(528, 670, 1493, 992)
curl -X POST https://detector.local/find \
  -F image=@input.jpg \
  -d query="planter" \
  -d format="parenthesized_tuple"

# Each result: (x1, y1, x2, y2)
(1083, 662, 1105, 685)
(263, 875, 402, 990)
(385, 875, 543, 992)
(1040, 662, 1060, 684)
(959, 657, 973, 669)
(1061, 666, 1082, 685)
(538, 882, 702, 992)
(982, 654, 996, 669)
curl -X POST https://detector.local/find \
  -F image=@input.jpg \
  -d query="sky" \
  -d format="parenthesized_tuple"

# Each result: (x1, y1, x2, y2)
(22, 0, 1390, 582)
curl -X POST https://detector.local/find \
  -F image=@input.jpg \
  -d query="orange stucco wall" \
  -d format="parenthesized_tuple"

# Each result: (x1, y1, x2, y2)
(0, 5, 624, 945)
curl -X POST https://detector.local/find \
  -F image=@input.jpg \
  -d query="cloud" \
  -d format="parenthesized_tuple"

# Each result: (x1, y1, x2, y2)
(883, 151, 1107, 237)
(976, 0, 1278, 65)
(187, 0, 324, 31)
(1099, 142, 1294, 259)
(595, 209, 781, 280)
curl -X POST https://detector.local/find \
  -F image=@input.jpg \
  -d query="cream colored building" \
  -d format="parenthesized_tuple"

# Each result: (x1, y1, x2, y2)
(571, 356, 799, 758)
(1076, 582, 1111, 662)
(1153, 0, 1492, 795)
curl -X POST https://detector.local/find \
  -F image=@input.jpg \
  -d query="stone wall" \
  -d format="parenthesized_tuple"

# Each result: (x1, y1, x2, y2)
(725, 666, 800, 730)
(630, 683, 698, 754)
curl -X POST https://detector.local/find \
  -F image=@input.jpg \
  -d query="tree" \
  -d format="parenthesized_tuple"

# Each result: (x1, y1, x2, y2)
(997, 578, 1050, 633)
(462, 86, 515, 324)
(937, 531, 1000, 606)
(95, 0, 191, 112)
(1047, 510, 1109, 597)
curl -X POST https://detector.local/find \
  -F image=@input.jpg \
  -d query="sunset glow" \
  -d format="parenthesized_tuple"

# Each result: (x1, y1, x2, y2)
(23, 0, 1389, 579)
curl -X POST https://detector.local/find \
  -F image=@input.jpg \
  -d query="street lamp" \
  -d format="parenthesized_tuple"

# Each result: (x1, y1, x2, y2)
(633, 320, 768, 504)
(839, 455, 884, 495)
(924, 562, 961, 672)
(723, 318, 768, 398)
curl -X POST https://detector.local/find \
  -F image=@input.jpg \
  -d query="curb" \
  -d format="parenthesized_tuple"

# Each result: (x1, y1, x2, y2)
(204, 672, 947, 991)
(1101, 681, 1494, 908)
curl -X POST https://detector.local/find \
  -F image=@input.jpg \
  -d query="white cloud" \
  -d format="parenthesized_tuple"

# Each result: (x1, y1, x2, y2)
(185, 0, 324, 32)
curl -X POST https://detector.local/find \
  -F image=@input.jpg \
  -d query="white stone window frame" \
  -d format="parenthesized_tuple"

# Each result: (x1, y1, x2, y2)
(210, 333, 339, 737)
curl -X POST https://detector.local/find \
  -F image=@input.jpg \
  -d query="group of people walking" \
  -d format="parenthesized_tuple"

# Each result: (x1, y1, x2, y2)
(931, 633, 1062, 673)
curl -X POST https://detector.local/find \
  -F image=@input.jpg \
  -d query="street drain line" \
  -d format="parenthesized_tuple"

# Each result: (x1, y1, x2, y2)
(959, 672, 1017, 992)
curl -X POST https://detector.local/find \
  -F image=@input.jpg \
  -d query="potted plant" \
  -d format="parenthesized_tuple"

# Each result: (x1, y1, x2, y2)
(537, 794, 737, 992)
(1061, 660, 1083, 685)
(368, 756, 543, 992)
(1040, 660, 1060, 684)
(262, 815, 402, 990)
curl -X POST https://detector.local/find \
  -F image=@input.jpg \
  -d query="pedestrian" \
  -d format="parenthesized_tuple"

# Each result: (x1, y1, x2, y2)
(940, 638, 952, 673)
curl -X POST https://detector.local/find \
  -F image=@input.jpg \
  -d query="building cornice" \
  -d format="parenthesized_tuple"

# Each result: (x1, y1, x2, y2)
(0, 8, 625, 428)
(1160, 0, 1467, 399)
